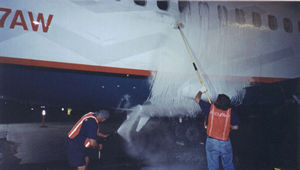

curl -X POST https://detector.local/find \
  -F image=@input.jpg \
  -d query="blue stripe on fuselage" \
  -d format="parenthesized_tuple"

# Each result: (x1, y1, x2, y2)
(0, 63, 151, 109)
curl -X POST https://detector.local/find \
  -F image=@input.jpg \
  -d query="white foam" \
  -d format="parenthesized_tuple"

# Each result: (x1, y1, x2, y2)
(118, 2, 250, 141)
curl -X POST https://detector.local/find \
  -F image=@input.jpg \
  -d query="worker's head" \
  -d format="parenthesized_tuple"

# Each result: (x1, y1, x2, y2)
(215, 94, 231, 110)
(94, 110, 110, 122)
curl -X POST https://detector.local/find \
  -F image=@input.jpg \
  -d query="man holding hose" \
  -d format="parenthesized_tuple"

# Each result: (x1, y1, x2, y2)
(66, 110, 110, 170)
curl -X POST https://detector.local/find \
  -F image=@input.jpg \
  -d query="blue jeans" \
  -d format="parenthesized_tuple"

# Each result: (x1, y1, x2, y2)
(205, 137, 235, 170)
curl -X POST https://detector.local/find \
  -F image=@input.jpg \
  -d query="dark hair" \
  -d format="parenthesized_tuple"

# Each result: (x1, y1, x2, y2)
(214, 94, 231, 110)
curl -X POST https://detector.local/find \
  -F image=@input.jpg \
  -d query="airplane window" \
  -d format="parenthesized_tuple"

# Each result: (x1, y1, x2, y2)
(178, 0, 189, 13)
(268, 15, 278, 30)
(235, 8, 245, 24)
(252, 12, 262, 27)
(157, 0, 169, 11)
(134, 0, 146, 6)
(283, 18, 293, 33)
(217, 5, 228, 26)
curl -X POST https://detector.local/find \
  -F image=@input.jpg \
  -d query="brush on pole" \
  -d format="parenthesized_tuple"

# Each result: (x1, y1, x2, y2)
(175, 22, 212, 104)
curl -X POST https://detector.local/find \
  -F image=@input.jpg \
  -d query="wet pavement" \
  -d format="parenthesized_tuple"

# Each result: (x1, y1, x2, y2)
(0, 101, 299, 170)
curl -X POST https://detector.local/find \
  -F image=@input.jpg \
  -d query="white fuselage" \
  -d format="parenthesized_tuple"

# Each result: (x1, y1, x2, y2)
(1, 0, 299, 77)
(0, 0, 299, 104)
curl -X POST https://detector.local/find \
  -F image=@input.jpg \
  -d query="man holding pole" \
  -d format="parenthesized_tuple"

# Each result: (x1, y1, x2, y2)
(195, 88, 239, 170)
(176, 21, 239, 170)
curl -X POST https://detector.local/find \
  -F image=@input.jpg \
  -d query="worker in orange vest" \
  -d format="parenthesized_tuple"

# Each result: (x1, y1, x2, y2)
(66, 110, 110, 170)
(195, 87, 239, 170)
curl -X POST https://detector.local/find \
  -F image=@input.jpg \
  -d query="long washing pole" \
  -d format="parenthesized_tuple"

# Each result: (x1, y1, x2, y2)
(176, 23, 212, 104)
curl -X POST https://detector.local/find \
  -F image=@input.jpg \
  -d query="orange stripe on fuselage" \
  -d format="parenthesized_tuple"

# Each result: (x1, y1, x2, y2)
(202, 74, 289, 83)
(249, 77, 289, 83)
(0, 56, 290, 83)
(0, 56, 152, 76)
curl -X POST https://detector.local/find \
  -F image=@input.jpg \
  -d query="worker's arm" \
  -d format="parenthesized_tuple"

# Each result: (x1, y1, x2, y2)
(230, 110, 239, 130)
(195, 91, 202, 103)
(195, 86, 207, 103)
(85, 118, 99, 148)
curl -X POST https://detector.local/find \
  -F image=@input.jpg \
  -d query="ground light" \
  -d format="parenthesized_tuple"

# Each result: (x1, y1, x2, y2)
(41, 109, 47, 127)
(67, 108, 72, 116)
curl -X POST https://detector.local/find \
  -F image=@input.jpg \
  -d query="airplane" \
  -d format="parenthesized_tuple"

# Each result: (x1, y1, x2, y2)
(0, 0, 299, 167)
(0, 0, 300, 108)
(0, 0, 299, 120)
(0, 0, 299, 124)
(0, 0, 299, 125)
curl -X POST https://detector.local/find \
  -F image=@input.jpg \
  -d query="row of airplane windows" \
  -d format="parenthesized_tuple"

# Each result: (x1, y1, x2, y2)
(235, 8, 299, 33)
(133, 0, 300, 33)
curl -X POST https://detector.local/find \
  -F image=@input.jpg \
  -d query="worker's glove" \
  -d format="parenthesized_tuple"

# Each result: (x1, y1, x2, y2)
(200, 86, 207, 93)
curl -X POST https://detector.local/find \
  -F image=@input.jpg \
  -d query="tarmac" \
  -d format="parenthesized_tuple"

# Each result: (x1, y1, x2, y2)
(0, 100, 299, 170)
(0, 121, 207, 170)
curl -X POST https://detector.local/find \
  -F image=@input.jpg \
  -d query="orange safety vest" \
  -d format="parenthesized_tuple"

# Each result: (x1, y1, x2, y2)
(68, 112, 99, 148)
(206, 104, 231, 141)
